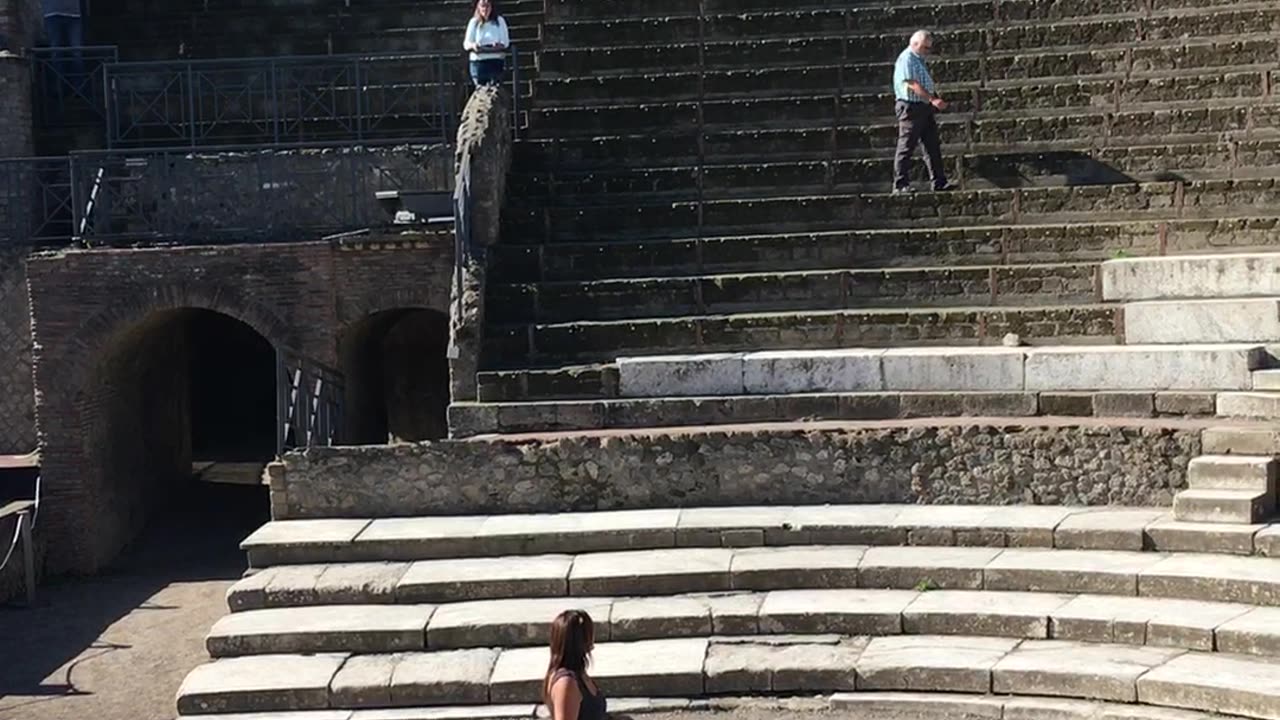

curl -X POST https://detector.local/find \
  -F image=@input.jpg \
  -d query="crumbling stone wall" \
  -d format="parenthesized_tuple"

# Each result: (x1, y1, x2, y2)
(450, 85, 511, 403)
(269, 420, 1200, 520)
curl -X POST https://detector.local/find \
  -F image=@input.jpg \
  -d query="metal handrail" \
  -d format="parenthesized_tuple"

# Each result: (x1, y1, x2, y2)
(276, 349, 344, 454)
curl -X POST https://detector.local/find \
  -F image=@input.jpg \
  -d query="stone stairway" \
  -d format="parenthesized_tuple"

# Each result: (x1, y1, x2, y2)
(175, 502, 1280, 718)
(460, 0, 1280, 439)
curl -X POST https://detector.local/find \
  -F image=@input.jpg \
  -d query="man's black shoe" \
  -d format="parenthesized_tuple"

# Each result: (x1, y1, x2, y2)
(933, 182, 958, 192)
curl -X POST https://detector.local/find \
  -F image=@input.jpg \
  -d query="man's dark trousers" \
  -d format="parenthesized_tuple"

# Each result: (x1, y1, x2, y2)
(893, 99, 947, 190)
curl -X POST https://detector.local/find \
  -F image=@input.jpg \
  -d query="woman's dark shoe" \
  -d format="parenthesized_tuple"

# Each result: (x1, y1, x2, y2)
(933, 182, 958, 191)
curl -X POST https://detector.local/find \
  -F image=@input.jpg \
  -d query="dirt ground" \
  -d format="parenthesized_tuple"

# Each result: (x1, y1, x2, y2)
(0, 482, 265, 720)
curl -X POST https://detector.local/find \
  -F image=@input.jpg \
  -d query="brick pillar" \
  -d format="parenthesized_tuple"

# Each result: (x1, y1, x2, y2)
(0, 0, 41, 54)
(0, 53, 33, 158)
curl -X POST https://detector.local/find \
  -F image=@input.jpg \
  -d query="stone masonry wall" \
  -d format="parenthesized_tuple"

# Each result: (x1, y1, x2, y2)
(28, 235, 453, 574)
(0, 0, 41, 52)
(0, 250, 34, 453)
(270, 420, 1201, 520)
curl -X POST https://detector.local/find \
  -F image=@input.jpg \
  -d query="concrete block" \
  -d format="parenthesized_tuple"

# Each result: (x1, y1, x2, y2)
(568, 548, 734, 596)
(1124, 299, 1280, 343)
(902, 590, 1071, 639)
(1172, 488, 1272, 524)
(1054, 509, 1167, 551)
(1140, 553, 1280, 605)
(856, 635, 1019, 693)
(1102, 252, 1280, 301)
(1049, 595, 1249, 651)
(617, 353, 744, 397)
(207, 605, 434, 657)
(742, 349, 883, 393)
(176, 654, 348, 715)
(1187, 455, 1277, 492)
(395, 556, 573, 603)
(1138, 652, 1280, 720)
(757, 589, 917, 635)
(1218, 392, 1280, 418)
(729, 546, 864, 590)
(1025, 345, 1266, 391)
(880, 347, 1025, 392)
(992, 640, 1183, 702)
(984, 549, 1163, 596)
(858, 546, 1001, 590)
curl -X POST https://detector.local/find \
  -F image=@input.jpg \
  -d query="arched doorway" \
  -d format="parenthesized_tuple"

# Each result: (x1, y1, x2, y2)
(339, 308, 450, 444)
(82, 308, 277, 560)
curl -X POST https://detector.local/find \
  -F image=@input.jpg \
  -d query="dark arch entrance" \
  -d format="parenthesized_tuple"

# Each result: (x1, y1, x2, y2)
(83, 307, 277, 560)
(339, 308, 450, 444)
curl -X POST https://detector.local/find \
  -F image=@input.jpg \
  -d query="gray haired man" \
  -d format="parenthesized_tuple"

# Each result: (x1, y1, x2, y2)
(892, 30, 954, 193)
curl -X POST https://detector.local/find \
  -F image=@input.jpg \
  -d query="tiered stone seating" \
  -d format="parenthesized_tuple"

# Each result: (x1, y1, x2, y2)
(175, 504, 1280, 718)
(458, 0, 1280, 436)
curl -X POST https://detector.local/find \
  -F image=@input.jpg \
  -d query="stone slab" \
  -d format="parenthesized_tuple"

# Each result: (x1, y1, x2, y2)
(742, 349, 883, 394)
(1024, 345, 1265, 392)
(241, 520, 371, 564)
(1145, 520, 1261, 556)
(1102, 253, 1280, 301)
(1172, 488, 1271, 524)
(176, 654, 348, 715)
(984, 549, 1163, 595)
(396, 556, 573, 603)
(704, 637, 864, 692)
(489, 639, 708, 702)
(782, 505, 907, 545)
(993, 640, 1184, 702)
(703, 592, 768, 635)
(1214, 607, 1280, 656)
(880, 347, 1026, 392)
(1255, 526, 1280, 557)
(856, 635, 1019, 693)
(830, 692, 1004, 719)
(617, 353, 744, 397)
(311, 563, 412, 605)
(389, 649, 500, 706)
(1049, 595, 1250, 651)
(427, 597, 613, 649)
(476, 509, 681, 555)
(1054, 509, 1167, 551)
(207, 605, 434, 656)
(1124, 299, 1280, 344)
(898, 505, 1071, 548)
(757, 589, 917, 635)
(1203, 427, 1280, 455)
(331, 654, 399, 708)
(568, 548, 734, 595)
(903, 590, 1072, 639)
(1187, 455, 1277, 492)
(261, 565, 329, 608)
(675, 506, 791, 547)
(609, 595, 712, 640)
(729, 545, 864, 590)
(1216, 392, 1280, 419)
(1138, 651, 1280, 720)
(859, 546, 1002, 590)
(1140, 553, 1280, 605)
(349, 707, 538, 720)
(350, 517, 489, 561)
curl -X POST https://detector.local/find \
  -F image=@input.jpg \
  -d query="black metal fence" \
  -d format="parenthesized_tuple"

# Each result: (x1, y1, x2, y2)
(31, 45, 119, 132)
(0, 157, 76, 246)
(277, 350, 344, 453)
(104, 51, 471, 148)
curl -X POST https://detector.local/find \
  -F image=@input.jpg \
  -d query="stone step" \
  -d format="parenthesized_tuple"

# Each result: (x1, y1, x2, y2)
(1123, 299, 1280, 344)
(481, 305, 1125, 367)
(448, 389, 1223, 433)
(1103, 252, 1280, 301)
(1218, 392, 1280, 419)
(501, 181, 1280, 244)
(611, 345, 1267, 398)
(488, 221, 1280, 285)
(206, 588, 1280, 658)
(1255, 370, 1280, 391)
(485, 263, 1101, 325)
(228, 545, 1280, 609)
(1173, 489, 1274, 524)
(1204, 426, 1280, 456)
(176, 638, 1280, 716)
(238, 505, 1280, 571)
(1188, 455, 1278, 492)
(832, 691, 1239, 720)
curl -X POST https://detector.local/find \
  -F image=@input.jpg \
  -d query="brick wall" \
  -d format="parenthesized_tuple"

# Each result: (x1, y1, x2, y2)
(0, 0, 41, 52)
(27, 234, 453, 574)
(0, 54, 32, 157)
(0, 250, 34, 454)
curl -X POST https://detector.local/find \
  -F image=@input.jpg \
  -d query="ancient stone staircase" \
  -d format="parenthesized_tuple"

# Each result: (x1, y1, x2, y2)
(455, 0, 1280, 438)
(175, 496, 1280, 718)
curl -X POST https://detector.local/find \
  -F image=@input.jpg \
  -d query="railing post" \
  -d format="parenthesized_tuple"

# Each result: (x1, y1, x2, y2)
(354, 57, 364, 142)
(19, 510, 34, 607)
(276, 350, 288, 455)
(510, 44, 519, 140)
(186, 62, 198, 148)
(270, 58, 281, 145)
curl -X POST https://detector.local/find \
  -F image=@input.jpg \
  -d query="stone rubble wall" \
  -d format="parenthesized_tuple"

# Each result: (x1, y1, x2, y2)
(269, 420, 1200, 520)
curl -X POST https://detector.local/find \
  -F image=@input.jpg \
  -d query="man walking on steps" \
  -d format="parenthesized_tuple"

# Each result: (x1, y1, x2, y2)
(892, 30, 955, 193)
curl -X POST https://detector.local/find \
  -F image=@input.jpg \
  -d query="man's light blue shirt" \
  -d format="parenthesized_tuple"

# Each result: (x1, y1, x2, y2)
(893, 47, 935, 103)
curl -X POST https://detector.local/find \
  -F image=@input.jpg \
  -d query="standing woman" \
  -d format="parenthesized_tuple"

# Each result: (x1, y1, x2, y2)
(543, 610, 607, 720)
(463, 0, 510, 87)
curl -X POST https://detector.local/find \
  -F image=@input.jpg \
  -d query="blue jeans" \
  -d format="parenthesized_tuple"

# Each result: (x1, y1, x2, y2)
(43, 14, 85, 103)
(470, 59, 505, 87)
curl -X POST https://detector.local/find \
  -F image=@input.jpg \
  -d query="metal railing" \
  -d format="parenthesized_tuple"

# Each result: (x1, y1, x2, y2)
(104, 51, 470, 148)
(277, 350, 344, 453)
(0, 157, 75, 246)
(32, 45, 119, 132)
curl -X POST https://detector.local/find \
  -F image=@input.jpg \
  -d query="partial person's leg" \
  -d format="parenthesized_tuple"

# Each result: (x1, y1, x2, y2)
(919, 110, 949, 189)
(892, 102, 921, 190)
(469, 60, 482, 87)
(67, 17, 85, 81)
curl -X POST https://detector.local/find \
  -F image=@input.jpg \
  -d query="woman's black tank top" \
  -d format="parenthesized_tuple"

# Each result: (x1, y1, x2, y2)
(550, 669, 606, 720)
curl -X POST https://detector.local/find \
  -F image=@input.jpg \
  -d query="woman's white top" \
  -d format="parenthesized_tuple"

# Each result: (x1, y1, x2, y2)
(464, 16, 510, 62)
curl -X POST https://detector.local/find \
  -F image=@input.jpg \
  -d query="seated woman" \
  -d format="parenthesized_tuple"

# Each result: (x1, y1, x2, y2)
(463, 0, 509, 87)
